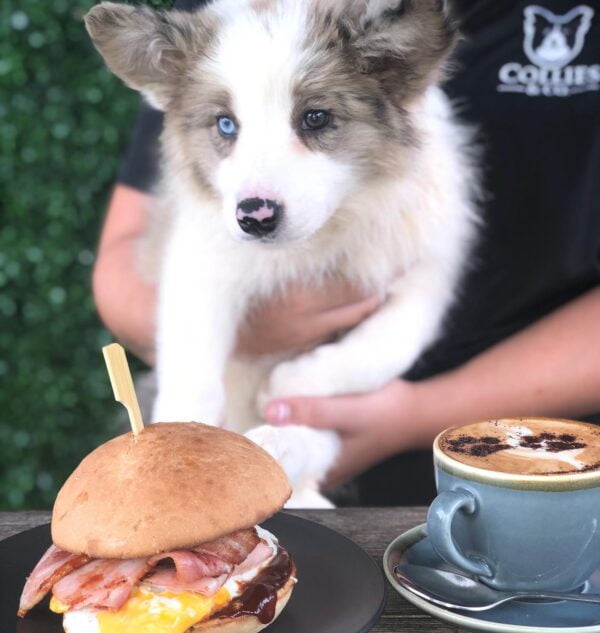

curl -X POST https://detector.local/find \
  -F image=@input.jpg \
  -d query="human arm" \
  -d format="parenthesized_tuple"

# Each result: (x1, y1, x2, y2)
(93, 184, 158, 365)
(264, 286, 600, 487)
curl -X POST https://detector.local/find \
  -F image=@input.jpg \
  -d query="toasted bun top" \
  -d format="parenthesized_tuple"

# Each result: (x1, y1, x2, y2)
(52, 423, 291, 558)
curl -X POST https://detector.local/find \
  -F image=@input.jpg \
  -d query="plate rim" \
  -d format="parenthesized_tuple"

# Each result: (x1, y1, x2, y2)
(383, 523, 600, 633)
(274, 512, 387, 633)
(4, 512, 386, 633)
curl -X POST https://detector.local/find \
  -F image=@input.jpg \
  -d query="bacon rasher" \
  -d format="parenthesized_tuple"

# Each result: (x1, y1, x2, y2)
(195, 528, 261, 565)
(18, 528, 270, 616)
(18, 545, 90, 617)
(52, 558, 151, 611)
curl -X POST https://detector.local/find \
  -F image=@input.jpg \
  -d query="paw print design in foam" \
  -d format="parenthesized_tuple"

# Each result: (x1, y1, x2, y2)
(446, 435, 511, 458)
(446, 431, 587, 458)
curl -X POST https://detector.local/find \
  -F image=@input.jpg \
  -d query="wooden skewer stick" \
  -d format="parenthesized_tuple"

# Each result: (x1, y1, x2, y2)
(102, 343, 145, 436)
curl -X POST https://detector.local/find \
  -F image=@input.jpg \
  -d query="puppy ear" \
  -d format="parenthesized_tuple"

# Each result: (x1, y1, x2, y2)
(85, 2, 205, 110)
(345, 0, 459, 104)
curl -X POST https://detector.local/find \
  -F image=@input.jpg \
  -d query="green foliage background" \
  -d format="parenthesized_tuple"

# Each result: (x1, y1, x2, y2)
(0, 0, 171, 509)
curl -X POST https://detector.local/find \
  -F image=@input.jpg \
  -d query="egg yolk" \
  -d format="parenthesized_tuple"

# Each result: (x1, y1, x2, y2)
(51, 586, 231, 633)
(50, 596, 70, 613)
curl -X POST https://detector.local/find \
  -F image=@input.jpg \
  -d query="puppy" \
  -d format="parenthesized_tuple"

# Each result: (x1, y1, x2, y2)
(86, 0, 478, 507)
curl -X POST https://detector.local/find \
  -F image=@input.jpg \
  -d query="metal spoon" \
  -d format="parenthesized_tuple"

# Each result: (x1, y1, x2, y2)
(394, 563, 600, 612)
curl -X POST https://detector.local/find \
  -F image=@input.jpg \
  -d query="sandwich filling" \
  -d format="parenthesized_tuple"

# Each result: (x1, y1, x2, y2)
(19, 527, 292, 633)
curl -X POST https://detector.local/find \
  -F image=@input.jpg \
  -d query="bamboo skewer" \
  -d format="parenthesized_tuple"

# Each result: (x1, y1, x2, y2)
(102, 343, 145, 436)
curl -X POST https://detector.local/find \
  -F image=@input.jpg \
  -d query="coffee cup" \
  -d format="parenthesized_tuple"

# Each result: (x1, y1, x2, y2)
(426, 417, 600, 592)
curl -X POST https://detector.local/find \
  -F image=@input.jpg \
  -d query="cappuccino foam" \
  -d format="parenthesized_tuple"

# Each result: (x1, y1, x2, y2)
(439, 419, 600, 475)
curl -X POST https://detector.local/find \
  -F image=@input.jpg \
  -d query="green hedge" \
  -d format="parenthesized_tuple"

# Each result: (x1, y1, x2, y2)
(0, 0, 172, 510)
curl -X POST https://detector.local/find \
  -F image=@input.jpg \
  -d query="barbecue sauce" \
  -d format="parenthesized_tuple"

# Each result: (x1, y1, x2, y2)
(214, 547, 293, 624)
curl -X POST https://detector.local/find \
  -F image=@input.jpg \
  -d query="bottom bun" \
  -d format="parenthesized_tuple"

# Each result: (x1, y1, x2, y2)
(189, 573, 296, 633)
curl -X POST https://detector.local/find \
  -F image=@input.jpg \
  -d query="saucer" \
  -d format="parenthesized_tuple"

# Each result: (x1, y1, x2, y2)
(383, 524, 600, 632)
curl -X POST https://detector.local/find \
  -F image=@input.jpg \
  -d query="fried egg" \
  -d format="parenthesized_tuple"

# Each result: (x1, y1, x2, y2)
(56, 527, 278, 633)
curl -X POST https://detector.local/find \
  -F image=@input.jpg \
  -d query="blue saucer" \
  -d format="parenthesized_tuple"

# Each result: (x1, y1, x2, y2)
(384, 524, 600, 632)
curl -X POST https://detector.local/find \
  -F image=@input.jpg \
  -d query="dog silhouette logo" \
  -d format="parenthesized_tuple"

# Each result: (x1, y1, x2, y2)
(523, 5, 594, 69)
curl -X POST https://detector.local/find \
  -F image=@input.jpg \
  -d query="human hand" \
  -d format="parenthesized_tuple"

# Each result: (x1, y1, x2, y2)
(263, 379, 430, 488)
(236, 280, 380, 357)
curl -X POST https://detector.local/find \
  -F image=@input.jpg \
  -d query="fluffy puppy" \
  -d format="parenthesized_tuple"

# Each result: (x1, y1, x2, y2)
(85, 0, 478, 507)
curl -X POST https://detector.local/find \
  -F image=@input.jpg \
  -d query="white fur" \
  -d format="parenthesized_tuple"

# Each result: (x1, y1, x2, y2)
(150, 1, 478, 508)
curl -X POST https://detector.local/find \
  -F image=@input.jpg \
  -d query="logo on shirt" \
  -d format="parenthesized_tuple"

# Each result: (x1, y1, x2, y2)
(497, 5, 599, 97)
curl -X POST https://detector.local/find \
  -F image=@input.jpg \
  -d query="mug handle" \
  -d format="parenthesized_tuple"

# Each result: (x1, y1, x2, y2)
(427, 488, 494, 578)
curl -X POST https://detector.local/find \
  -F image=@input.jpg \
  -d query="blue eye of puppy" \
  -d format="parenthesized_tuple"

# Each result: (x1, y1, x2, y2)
(302, 110, 331, 131)
(217, 116, 238, 137)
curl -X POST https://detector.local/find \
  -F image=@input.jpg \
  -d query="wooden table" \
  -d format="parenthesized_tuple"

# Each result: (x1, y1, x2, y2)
(1, 508, 465, 633)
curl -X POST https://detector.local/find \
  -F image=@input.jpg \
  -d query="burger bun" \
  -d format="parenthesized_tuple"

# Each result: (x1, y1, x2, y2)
(52, 422, 292, 558)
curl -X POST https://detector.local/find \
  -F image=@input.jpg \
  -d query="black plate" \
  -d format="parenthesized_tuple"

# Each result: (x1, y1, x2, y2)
(2, 512, 385, 633)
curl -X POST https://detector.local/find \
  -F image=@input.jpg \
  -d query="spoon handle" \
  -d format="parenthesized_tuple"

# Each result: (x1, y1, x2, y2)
(515, 591, 600, 604)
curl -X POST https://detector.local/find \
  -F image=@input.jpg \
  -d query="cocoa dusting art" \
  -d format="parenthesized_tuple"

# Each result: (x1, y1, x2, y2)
(445, 435, 510, 458)
(444, 431, 587, 459)
(516, 432, 586, 453)
(214, 547, 293, 625)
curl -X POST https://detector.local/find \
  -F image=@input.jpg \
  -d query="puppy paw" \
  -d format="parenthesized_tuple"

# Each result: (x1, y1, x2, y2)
(245, 424, 299, 480)
(245, 424, 340, 490)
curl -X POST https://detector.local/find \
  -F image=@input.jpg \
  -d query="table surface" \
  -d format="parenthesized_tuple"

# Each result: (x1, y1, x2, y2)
(1, 508, 466, 633)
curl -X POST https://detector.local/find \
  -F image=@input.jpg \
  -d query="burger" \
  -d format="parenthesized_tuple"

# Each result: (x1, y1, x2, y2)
(18, 422, 296, 633)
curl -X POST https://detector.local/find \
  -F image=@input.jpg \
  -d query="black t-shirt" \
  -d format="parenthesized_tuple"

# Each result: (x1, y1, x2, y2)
(118, 0, 600, 505)
(408, 0, 600, 383)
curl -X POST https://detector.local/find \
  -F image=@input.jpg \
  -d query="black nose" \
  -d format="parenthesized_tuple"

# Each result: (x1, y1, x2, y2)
(236, 198, 283, 237)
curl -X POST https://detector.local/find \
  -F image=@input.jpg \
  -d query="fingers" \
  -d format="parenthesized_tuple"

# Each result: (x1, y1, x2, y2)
(314, 277, 376, 311)
(237, 276, 381, 357)
(264, 393, 365, 431)
(291, 292, 380, 352)
(317, 293, 381, 334)
(283, 278, 377, 314)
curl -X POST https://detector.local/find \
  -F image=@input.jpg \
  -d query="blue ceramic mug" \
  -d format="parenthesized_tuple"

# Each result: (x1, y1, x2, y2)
(427, 419, 600, 592)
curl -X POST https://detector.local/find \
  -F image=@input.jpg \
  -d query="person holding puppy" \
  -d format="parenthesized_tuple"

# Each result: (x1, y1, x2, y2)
(94, 0, 600, 504)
